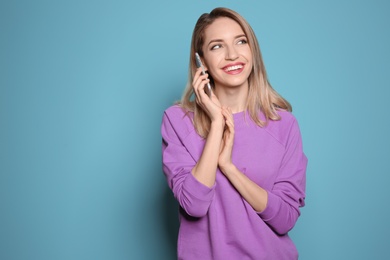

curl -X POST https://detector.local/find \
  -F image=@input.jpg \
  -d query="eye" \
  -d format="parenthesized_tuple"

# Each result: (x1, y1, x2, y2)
(237, 38, 248, 45)
(211, 44, 222, 50)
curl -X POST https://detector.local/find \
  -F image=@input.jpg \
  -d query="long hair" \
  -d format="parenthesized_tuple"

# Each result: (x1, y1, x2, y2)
(180, 7, 292, 138)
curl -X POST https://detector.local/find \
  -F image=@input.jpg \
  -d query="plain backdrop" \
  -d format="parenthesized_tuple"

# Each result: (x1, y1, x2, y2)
(1, 1, 389, 259)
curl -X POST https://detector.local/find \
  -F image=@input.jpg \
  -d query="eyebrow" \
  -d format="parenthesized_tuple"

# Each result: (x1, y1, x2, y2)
(207, 34, 247, 46)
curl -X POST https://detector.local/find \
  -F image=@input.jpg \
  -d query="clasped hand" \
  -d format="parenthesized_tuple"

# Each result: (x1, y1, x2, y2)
(192, 68, 235, 174)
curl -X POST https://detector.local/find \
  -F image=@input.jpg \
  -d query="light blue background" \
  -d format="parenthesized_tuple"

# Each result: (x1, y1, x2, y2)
(1, 1, 389, 259)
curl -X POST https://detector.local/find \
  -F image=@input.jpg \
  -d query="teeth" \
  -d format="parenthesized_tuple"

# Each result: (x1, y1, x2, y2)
(225, 65, 243, 71)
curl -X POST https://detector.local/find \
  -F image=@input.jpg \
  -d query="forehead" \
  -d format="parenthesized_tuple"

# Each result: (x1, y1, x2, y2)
(204, 17, 244, 40)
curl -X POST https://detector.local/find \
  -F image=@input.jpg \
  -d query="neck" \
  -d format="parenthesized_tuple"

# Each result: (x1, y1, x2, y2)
(214, 83, 248, 113)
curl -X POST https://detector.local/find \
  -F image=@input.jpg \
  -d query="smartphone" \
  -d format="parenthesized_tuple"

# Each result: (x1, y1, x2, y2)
(195, 52, 212, 97)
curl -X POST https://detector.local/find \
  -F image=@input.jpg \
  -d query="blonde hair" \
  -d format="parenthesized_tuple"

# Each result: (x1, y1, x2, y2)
(180, 7, 292, 138)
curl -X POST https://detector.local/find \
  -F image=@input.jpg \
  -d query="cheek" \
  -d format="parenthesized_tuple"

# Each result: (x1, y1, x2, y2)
(244, 49, 252, 61)
(205, 60, 220, 75)
(208, 67, 219, 80)
(245, 56, 253, 71)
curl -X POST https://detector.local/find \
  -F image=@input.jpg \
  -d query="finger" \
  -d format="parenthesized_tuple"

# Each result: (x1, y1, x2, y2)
(221, 109, 235, 139)
(193, 72, 209, 93)
(193, 68, 208, 85)
(193, 67, 203, 80)
(224, 120, 234, 133)
(192, 68, 205, 90)
(193, 76, 209, 105)
(195, 79, 211, 105)
(226, 107, 234, 118)
(222, 108, 234, 124)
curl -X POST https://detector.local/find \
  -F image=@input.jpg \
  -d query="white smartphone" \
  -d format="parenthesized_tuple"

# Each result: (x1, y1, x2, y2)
(195, 52, 212, 97)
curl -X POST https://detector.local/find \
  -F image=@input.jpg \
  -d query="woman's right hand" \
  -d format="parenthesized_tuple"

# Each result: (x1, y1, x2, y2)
(190, 68, 225, 189)
(193, 68, 223, 124)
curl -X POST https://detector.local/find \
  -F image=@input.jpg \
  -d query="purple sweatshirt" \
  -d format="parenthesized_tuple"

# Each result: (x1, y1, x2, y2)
(161, 105, 307, 260)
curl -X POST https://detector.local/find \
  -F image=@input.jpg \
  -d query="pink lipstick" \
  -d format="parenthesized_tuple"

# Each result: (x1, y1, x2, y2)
(222, 62, 245, 75)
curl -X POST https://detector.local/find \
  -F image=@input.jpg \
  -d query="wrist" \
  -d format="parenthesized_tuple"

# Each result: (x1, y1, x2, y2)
(210, 119, 224, 132)
(219, 162, 236, 176)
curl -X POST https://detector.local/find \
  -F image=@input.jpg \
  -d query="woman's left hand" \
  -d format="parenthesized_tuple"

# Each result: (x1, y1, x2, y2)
(218, 107, 235, 174)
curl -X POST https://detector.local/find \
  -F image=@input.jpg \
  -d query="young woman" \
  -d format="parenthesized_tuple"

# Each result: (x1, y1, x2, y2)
(161, 7, 307, 260)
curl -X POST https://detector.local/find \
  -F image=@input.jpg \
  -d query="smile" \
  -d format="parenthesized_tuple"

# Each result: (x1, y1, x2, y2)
(222, 63, 245, 74)
(225, 65, 243, 71)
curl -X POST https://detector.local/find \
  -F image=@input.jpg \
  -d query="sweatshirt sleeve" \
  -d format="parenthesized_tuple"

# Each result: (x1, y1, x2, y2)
(258, 117, 307, 235)
(161, 109, 215, 218)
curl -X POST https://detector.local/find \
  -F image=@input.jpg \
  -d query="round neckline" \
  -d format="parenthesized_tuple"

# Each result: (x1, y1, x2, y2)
(232, 110, 249, 127)
(233, 110, 247, 118)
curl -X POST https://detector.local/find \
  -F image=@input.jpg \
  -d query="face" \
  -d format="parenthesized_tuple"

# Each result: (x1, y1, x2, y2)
(201, 17, 253, 90)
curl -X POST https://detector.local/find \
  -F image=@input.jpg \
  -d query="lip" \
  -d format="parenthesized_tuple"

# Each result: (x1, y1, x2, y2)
(222, 62, 245, 75)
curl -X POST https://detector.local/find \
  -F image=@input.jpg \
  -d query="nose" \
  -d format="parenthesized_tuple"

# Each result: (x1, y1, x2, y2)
(225, 45, 238, 60)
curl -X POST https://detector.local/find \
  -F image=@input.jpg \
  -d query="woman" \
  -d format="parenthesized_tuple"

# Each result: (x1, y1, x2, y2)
(161, 7, 307, 260)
